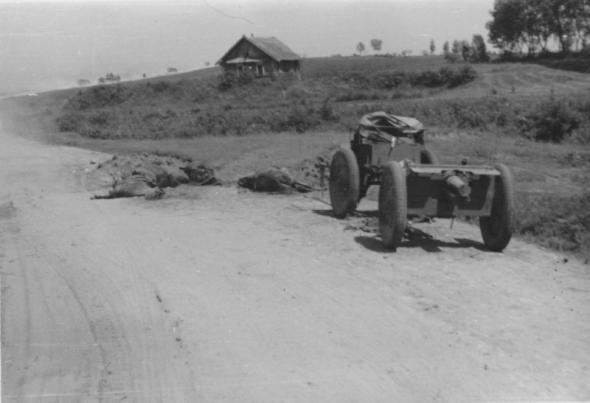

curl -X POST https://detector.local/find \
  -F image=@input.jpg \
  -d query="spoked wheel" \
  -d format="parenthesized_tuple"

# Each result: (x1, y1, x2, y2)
(379, 161, 407, 250)
(420, 149, 439, 164)
(329, 148, 360, 218)
(479, 164, 514, 251)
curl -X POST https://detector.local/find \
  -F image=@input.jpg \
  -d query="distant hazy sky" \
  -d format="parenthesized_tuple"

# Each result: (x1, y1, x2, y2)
(0, 0, 494, 95)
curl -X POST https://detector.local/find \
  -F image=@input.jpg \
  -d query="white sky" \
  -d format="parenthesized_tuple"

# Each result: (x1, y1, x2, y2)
(0, 0, 494, 95)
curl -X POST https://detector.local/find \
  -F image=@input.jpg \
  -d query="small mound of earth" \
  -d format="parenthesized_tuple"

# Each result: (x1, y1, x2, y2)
(88, 153, 218, 200)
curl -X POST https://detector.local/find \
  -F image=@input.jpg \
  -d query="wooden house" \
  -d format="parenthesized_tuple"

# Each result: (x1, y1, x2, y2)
(217, 35, 301, 77)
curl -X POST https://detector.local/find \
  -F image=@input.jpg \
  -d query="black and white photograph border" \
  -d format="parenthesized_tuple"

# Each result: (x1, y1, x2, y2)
(1, 0, 589, 401)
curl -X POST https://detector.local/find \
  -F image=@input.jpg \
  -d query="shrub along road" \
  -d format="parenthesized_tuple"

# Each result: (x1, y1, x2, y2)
(1, 123, 589, 402)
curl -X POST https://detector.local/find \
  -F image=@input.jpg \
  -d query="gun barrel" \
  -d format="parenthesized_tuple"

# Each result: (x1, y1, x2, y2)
(445, 174, 471, 199)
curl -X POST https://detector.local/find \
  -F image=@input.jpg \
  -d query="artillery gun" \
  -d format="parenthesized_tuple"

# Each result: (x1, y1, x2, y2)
(329, 111, 514, 251)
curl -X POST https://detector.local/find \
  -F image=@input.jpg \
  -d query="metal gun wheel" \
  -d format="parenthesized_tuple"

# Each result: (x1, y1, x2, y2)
(379, 161, 407, 250)
(329, 148, 360, 218)
(479, 164, 514, 251)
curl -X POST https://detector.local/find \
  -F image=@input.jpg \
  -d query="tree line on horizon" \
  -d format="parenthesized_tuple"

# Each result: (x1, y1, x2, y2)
(487, 0, 590, 55)
(352, 36, 489, 63)
(355, 39, 382, 55)
(353, 0, 589, 60)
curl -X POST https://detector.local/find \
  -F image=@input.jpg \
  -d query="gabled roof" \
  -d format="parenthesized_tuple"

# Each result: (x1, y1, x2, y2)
(248, 37, 300, 61)
(218, 36, 300, 65)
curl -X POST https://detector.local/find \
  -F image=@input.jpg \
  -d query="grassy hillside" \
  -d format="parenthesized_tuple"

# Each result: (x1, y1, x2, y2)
(47, 56, 590, 141)
(51, 58, 483, 139)
(1, 55, 589, 259)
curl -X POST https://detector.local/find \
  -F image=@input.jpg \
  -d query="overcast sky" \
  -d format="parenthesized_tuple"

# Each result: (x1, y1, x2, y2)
(0, 0, 494, 95)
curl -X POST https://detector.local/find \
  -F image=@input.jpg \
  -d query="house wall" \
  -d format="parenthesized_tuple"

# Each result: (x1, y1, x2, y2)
(279, 60, 300, 72)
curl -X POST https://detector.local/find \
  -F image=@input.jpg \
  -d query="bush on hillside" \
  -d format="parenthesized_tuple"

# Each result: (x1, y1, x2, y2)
(444, 52, 462, 63)
(65, 85, 129, 110)
(319, 98, 339, 122)
(88, 111, 112, 126)
(285, 85, 310, 101)
(409, 69, 447, 87)
(272, 105, 321, 133)
(371, 72, 407, 89)
(56, 112, 82, 132)
(440, 66, 478, 87)
(519, 99, 581, 142)
(334, 90, 384, 102)
(150, 80, 176, 93)
(540, 57, 590, 74)
(217, 71, 235, 91)
(497, 50, 590, 74)
(370, 66, 477, 90)
(217, 70, 256, 90)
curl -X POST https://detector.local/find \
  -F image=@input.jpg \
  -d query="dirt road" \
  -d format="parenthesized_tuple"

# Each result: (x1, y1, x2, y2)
(1, 124, 589, 402)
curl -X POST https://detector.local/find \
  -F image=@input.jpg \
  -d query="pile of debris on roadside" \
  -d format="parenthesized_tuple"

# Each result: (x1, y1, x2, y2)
(237, 148, 333, 194)
(88, 147, 336, 200)
(294, 151, 332, 191)
(238, 168, 312, 193)
(89, 153, 219, 200)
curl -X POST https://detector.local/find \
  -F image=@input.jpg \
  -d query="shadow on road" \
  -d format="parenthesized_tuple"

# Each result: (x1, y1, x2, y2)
(312, 209, 378, 218)
(313, 208, 490, 253)
(355, 229, 490, 253)
(311, 209, 334, 217)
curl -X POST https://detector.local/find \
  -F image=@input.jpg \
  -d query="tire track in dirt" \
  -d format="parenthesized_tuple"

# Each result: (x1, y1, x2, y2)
(34, 242, 110, 400)
(3, 203, 108, 400)
(13, 246, 33, 398)
(3, 193, 201, 401)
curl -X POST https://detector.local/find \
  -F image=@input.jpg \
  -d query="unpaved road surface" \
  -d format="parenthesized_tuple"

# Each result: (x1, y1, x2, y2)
(1, 125, 589, 402)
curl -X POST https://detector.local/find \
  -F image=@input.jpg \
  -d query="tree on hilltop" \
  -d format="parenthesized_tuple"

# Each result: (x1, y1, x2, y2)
(356, 41, 366, 55)
(443, 41, 450, 55)
(430, 39, 436, 54)
(370, 38, 383, 53)
(487, 0, 590, 54)
(471, 34, 490, 62)
(451, 40, 462, 55)
(487, 0, 525, 53)
(98, 72, 121, 84)
(461, 40, 472, 61)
